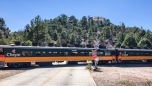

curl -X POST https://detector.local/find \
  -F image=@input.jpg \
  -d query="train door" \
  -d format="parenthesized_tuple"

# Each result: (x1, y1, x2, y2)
(111, 50, 116, 63)
(0, 48, 5, 67)
(115, 49, 119, 62)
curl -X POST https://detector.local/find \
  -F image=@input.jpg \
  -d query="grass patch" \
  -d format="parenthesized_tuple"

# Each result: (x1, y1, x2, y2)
(85, 64, 92, 70)
(118, 80, 136, 86)
(85, 64, 102, 72)
(146, 79, 152, 86)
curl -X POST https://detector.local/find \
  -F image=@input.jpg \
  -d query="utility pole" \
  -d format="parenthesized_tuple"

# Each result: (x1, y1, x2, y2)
(92, 16, 103, 70)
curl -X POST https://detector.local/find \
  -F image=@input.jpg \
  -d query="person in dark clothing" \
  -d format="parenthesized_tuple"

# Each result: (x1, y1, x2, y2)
(0, 49, 3, 54)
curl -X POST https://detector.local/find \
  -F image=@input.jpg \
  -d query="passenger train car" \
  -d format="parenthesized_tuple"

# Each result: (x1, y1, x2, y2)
(117, 49, 152, 63)
(0, 45, 152, 68)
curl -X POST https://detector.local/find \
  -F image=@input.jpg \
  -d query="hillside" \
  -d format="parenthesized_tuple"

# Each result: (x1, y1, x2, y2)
(0, 14, 152, 48)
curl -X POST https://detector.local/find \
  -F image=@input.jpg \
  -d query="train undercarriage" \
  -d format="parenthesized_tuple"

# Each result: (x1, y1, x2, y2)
(0, 59, 151, 68)
(7, 62, 31, 68)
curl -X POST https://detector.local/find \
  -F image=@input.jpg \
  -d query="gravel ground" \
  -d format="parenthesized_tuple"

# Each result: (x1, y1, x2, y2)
(1, 63, 152, 86)
(91, 63, 152, 86)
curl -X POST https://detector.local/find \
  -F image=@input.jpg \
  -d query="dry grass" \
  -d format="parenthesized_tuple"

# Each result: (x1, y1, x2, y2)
(117, 80, 136, 86)
(146, 79, 152, 86)
(85, 64, 92, 70)
(85, 64, 102, 72)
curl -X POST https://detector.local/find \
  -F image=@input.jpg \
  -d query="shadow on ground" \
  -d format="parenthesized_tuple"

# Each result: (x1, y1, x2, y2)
(1, 62, 152, 70)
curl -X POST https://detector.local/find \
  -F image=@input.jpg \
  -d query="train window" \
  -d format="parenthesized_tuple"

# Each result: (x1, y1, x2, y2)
(146, 52, 150, 56)
(48, 52, 53, 56)
(143, 52, 146, 56)
(0, 49, 4, 54)
(60, 52, 68, 56)
(122, 52, 128, 56)
(53, 52, 58, 55)
(22, 51, 26, 56)
(64, 52, 68, 55)
(128, 52, 134, 56)
(80, 52, 84, 55)
(22, 51, 33, 56)
(36, 52, 41, 56)
(89, 52, 92, 56)
(98, 52, 103, 55)
(60, 52, 64, 55)
(136, 52, 140, 56)
(104, 51, 111, 56)
(80, 52, 87, 55)
(22, 52, 25, 56)
(140, 52, 144, 56)
(41, 52, 46, 56)
(28, 51, 33, 56)
(71, 52, 78, 55)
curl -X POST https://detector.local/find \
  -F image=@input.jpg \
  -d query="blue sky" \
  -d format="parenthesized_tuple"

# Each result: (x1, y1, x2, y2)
(0, 0, 152, 32)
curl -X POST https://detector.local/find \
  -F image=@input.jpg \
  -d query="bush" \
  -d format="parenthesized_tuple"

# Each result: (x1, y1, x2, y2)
(27, 40, 32, 46)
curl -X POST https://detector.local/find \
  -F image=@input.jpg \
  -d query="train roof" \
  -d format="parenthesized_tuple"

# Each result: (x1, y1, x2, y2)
(0, 45, 112, 50)
(117, 48, 152, 51)
(0, 45, 152, 51)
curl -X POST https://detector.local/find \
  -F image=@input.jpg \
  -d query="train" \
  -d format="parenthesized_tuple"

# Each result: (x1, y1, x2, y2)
(0, 45, 152, 68)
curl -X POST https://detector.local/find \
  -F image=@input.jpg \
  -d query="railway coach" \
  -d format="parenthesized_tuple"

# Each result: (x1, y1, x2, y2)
(1, 45, 151, 68)
(0, 45, 116, 68)
(117, 49, 152, 63)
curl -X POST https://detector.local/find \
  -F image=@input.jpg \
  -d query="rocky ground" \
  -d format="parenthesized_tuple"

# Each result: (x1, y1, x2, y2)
(91, 63, 152, 86)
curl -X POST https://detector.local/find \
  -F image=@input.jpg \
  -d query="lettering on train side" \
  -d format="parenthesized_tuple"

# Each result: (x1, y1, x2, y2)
(6, 49, 21, 57)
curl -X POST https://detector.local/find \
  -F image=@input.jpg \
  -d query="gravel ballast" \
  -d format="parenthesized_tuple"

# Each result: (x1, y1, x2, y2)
(91, 63, 152, 86)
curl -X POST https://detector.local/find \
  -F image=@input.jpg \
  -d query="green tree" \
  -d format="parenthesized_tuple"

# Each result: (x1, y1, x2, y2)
(122, 34, 137, 47)
(70, 34, 76, 44)
(138, 38, 151, 47)
(118, 33, 124, 43)
(53, 31, 59, 41)
(69, 15, 77, 26)
(134, 30, 146, 43)
(24, 15, 49, 43)
(0, 18, 11, 44)
(26, 40, 32, 46)
(99, 35, 103, 42)
(81, 16, 87, 27)
(61, 31, 67, 39)
(115, 33, 124, 47)
(57, 14, 68, 27)
(144, 29, 152, 41)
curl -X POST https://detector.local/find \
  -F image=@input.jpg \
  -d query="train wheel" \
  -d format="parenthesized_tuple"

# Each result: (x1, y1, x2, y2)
(72, 61, 78, 64)
(23, 63, 31, 67)
(67, 61, 78, 65)
(7, 63, 15, 68)
(37, 62, 52, 66)
(117, 60, 122, 64)
(147, 60, 152, 63)
(98, 61, 102, 65)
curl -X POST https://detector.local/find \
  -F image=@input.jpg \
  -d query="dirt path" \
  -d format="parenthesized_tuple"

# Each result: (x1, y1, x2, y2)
(91, 63, 152, 86)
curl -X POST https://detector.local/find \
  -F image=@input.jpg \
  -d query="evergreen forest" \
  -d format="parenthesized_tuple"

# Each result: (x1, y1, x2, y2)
(0, 14, 152, 48)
